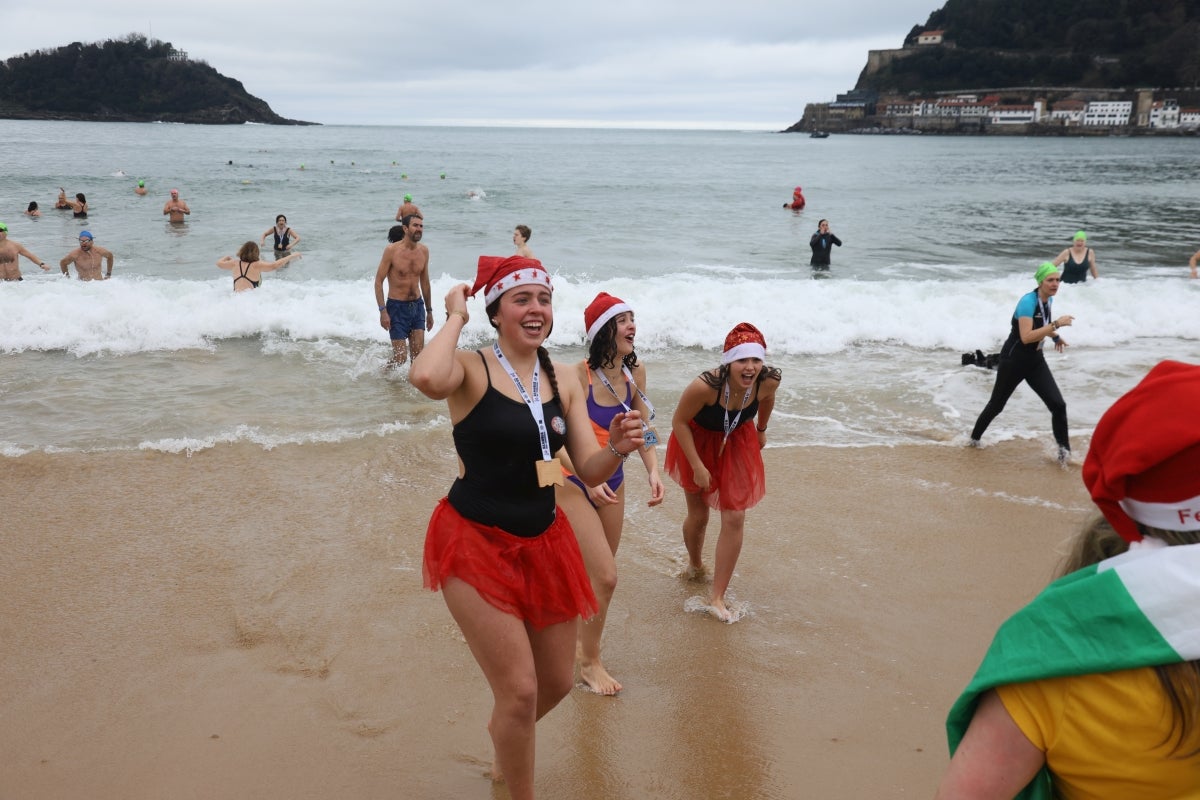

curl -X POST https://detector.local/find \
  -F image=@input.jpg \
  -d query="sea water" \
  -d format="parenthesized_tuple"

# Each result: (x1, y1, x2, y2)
(2, 120, 1198, 454)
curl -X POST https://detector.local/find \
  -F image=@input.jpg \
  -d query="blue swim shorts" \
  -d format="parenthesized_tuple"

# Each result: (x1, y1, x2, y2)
(386, 298, 426, 339)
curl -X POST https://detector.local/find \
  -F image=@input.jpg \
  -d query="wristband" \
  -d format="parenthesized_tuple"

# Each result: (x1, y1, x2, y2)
(378, 305, 387, 311)
(756, 426, 768, 432)
(607, 441, 629, 461)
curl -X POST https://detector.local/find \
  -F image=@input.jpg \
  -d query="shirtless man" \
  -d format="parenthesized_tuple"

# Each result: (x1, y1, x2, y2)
(134, 180, 148, 196)
(162, 189, 191, 223)
(373, 214, 433, 367)
(395, 194, 420, 222)
(60, 231, 114, 281)
(0, 222, 50, 281)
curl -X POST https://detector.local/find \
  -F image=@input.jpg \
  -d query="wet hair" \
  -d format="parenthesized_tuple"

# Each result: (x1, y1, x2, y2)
(587, 314, 639, 372)
(75, 193, 86, 204)
(27, 201, 38, 212)
(237, 241, 260, 263)
(387, 225, 405, 243)
(485, 295, 559, 401)
(515, 224, 532, 242)
(1059, 516, 1200, 757)
(401, 213, 423, 229)
(276, 215, 287, 225)
(818, 219, 828, 227)
(700, 362, 782, 391)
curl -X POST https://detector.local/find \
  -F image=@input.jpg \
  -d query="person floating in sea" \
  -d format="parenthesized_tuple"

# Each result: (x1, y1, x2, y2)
(969, 262, 1074, 464)
(513, 225, 534, 258)
(783, 186, 805, 210)
(937, 359, 1200, 800)
(216, 242, 301, 291)
(24, 202, 40, 218)
(54, 188, 71, 210)
(134, 180, 148, 196)
(395, 194, 420, 222)
(60, 231, 114, 281)
(555, 292, 665, 694)
(162, 189, 191, 224)
(374, 214, 433, 368)
(0, 222, 50, 281)
(1052, 230, 1098, 283)
(260, 214, 301, 254)
(665, 322, 781, 622)
(809, 219, 842, 269)
(408, 255, 643, 800)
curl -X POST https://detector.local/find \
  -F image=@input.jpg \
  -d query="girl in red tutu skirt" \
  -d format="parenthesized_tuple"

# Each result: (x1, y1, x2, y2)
(665, 322, 782, 621)
(409, 255, 643, 800)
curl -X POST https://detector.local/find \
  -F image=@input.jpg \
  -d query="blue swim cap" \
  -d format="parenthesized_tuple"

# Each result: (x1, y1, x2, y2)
(79, 230, 93, 240)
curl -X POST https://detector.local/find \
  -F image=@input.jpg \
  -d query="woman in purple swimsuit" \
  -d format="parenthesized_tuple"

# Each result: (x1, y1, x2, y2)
(556, 292, 664, 695)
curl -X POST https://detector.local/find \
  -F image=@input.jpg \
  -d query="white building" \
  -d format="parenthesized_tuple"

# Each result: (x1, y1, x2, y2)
(990, 101, 1044, 124)
(1149, 100, 1180, 128)
(1083, 100, 1132, 126)
(1049, 100, 1086, 125)
(918, 30, 945, 45)
(1180, 108, 1200, 129)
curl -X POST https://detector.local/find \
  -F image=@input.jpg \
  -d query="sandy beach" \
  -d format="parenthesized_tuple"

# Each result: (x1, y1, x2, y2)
(1, 436, 1094, 799)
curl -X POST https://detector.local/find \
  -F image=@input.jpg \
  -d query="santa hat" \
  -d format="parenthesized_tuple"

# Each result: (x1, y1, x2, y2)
(470, 255, 553, 306)
(721, 322, 767, 364)
(1083, 360, 1200, 542)
(584, 292, 632, 340)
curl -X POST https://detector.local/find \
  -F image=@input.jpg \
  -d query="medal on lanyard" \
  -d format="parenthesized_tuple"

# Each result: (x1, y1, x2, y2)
(719, 380, 752, 457)
(494, 344, 563, 487)
(594, 366, 660, 448)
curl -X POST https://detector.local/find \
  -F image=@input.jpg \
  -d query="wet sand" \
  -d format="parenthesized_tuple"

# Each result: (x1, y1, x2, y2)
(0, 437, 1093, 799)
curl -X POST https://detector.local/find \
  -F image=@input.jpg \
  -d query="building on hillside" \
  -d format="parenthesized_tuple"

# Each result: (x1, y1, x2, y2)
(918, 30, 945, 45)
(1083, 100, 1132, 126)
(1181, 108, 1200, 129)
(990, 100, 1044, 124)
(1049, 99, 1086, 126)
(1149, 99, 1180, 128)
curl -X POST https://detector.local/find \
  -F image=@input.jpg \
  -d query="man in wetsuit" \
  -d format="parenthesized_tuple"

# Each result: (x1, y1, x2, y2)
(969, 262, 1075, 463)
(374, 213, 433, 367)
(60, 231, 115, 281)
(809, 219, 842, 269)
(0, 222, 50, 281)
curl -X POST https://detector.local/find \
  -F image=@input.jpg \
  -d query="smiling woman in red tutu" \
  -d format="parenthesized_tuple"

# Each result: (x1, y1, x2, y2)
(666, 322, 782, 621)
(409, 254, 644, 800)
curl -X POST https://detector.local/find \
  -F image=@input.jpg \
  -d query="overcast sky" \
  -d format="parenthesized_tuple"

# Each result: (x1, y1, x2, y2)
(4, 1, 939, 129)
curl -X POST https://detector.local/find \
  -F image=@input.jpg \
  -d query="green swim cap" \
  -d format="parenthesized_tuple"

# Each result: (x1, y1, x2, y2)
(138, 180, 145, 187)
(0, 221, 8, 232)
(1073, 230, 1087, 241)
(404, 194, 413, 202)
(1035, 262, 1060, 284)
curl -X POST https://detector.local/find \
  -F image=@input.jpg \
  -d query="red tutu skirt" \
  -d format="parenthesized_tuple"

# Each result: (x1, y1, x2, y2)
(423, 498, 598, 630)
(665, 421, 765, 511)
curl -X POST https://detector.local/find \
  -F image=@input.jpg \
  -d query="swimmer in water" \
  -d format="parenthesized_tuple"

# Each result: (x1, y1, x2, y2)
(0, 222, 51, 280)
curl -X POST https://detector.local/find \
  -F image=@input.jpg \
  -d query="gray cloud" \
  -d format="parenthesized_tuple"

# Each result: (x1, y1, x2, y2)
(5, 0, 938, 127)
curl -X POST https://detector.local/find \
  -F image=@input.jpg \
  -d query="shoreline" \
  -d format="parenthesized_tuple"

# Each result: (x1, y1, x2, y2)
(1, 437, 1093, 798)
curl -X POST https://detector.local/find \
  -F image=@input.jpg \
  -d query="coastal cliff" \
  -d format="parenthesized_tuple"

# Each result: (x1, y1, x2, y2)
(787, 0, 1200, 134)
(0, 34, 315, 125)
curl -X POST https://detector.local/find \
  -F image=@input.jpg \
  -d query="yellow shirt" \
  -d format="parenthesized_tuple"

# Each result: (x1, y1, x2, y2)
(997, 667, 1200, 799)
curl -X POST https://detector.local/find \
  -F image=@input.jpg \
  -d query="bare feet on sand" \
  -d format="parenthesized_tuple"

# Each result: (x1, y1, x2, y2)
(685, 562, 708, 581)
(709, 595, 732, 622)
(579, 659, 622, 696)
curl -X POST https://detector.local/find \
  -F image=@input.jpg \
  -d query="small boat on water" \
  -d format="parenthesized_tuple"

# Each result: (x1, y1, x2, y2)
(810, 131, 830, 139)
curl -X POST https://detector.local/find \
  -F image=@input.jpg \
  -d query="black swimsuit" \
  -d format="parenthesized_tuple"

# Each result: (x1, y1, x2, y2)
(234, 260, 260, 289)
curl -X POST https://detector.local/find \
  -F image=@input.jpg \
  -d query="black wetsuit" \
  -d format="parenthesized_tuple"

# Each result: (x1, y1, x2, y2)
(447, 352, 568, 537)
(970, 290, 1069, 450)
(1061, 249, 1092, 284)
(809, 231, 842, 268)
